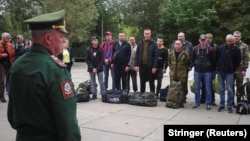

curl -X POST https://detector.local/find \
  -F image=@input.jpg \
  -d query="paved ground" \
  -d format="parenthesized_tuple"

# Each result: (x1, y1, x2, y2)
(0, 62, 249, 141)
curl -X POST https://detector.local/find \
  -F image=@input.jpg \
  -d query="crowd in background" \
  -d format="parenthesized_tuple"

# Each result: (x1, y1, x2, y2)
(0, 29, 249, 114)
(85, 29, 249, 114)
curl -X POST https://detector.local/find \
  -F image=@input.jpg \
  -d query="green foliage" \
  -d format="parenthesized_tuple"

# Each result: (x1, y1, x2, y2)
(0, 0, 98, 44)
(159, 0, 219, 45)
(215, 0, 250, 43)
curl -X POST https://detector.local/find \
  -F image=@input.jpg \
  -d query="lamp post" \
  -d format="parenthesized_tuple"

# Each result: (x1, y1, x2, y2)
(101, 14, 103, 42)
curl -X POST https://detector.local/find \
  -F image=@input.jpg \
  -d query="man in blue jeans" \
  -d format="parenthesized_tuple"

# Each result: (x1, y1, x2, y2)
(216, 34, 241, 113)
(101, 31, 115, 90)
(191, 34, 216, 110)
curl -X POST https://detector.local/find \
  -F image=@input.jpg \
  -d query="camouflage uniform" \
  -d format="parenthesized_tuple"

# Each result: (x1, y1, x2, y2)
(168, 49, 190, 102)
(234, 41, 249, 102)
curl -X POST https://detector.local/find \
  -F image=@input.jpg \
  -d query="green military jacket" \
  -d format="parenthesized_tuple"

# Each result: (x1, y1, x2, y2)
(168, 50, 190, 81)
(7, 44, 81, 141)
(235, 41, 249, 73)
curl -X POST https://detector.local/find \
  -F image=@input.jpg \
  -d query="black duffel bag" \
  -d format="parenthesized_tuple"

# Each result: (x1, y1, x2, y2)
(102, 89, 129, 103)
(76, 87, 90, 102)
(128, 92, 157, 107)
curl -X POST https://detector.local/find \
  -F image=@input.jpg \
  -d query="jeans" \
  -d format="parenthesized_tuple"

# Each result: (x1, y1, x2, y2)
(201, 75, 215, 103)
(194, 71, 212, 105)
(103, 64, 115, 90)
(218, 73, 234, 108)
(89, 72, 106, 96)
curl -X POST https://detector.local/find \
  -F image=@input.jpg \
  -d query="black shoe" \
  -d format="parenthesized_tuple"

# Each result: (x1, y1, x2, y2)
(218, 106, 224, 112)
(0, 97, 6, 103)
(212, 102, 217, 106)
(192, 104, 200, 108)
(228, 108, 233, 113)
(206, 105, 211, 110)
(233, 105, 237, 108)
(91, 95, 97, 100)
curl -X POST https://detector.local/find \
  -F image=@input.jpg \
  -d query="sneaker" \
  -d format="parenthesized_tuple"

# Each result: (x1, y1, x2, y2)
(192, 104, 200, 108)
(90, 95, 97, 100)
(228, 108, 233, 113)
(0, 97, 6, 103)
(206, 105, 211, 110)
(218, 106, 224, 112)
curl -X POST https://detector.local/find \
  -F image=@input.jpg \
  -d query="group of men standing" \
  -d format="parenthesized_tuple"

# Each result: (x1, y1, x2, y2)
(85, 29, 168, 100)
(85, 29, 249, 114)
(191, 31, 248, 114)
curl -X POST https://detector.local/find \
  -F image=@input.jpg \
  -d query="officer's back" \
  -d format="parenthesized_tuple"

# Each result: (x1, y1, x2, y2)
(7, 10, 81, 141)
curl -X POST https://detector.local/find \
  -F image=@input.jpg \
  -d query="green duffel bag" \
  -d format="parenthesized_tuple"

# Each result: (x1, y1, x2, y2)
(128, 92, 157, 107)
(166, 80, 184, 109)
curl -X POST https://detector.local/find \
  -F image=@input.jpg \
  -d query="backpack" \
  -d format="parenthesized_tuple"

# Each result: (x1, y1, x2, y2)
(243, 78, 250, 100)
(166, 80, 184, 109)
(78, 80, 97, 94)
(236, 100, 250, 115)
(160, 85, 169, 102)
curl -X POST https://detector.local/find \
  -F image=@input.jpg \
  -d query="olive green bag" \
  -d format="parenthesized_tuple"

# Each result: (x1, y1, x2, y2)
(166, 80, 184, 109)
(128, 92, 157, 107)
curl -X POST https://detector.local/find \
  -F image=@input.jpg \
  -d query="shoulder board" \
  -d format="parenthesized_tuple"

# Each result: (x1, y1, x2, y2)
(50, 55, 67, 68)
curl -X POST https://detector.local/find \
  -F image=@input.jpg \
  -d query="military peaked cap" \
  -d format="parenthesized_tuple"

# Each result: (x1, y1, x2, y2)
(24, 10, 67, 33)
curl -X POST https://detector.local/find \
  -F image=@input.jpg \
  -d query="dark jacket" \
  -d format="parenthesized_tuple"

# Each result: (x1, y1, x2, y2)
(85, 45, 104, 73)
(58, 47, 74, 65)
(168, 50, 190, 80)
(157, 47, 168, 69)
(217, 44, 241, 73)
(112, 40, 131, 66)
(191, 43, 216, 72)
(136, 39, 158, 68)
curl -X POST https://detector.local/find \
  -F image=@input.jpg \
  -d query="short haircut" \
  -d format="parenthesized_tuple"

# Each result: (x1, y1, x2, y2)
(1, 32, 11, 38)
(233, 31, 241, 35)
(226, 34, 234, 40)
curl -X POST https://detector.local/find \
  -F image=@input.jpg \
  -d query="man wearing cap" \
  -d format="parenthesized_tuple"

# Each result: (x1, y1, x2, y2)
(200, 33, 217, 105)
(101, 31, 115, 91)
(190, 34, 216, 110)
(85, 36, 106, 99)
(7, 10, 81, 141)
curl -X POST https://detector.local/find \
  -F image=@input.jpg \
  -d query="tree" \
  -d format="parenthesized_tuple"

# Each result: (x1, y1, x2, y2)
(159, 0, 219, 46)
(215, 0, 250, 43)
(0, 0, 99, 43)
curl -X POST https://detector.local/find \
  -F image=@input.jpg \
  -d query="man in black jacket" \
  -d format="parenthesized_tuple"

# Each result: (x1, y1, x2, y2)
(135, 29, 158, 93)
(111, 32, 131, 90)
(85, 36, 106, 99)
(217, 34, 241, 113)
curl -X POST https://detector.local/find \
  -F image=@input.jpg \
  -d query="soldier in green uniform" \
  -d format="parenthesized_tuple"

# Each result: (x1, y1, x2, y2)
(233, 31, 249, 105)
(7, 10, 81, 141)
(168, 40, 191, 107)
